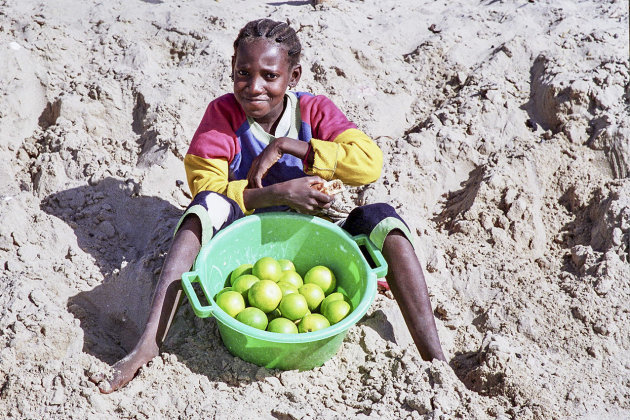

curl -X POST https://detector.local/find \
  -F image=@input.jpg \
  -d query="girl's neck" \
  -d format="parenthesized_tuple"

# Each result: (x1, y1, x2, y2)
(256, 96, 287, 134)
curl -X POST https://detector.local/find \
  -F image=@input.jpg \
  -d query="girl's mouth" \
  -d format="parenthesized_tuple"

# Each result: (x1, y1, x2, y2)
(244, 97, 268, 103)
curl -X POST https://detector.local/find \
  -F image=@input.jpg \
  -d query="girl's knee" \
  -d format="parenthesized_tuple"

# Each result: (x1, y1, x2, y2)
(347, 203, 398, 224)
(344, 203, 406, 237)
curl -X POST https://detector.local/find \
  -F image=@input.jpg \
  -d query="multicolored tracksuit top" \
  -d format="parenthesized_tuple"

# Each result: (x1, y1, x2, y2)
(184, 91, 383, 214)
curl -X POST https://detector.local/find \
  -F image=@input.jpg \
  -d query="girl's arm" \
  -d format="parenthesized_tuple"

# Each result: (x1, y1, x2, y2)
(185, 154, 250, 212)
(245, 127, 382, 194)
(244, 137, 333, 213)
(246, 137, 309, 189)
(247, 95, 383, 190)
(186, 94, 254, 212)
(300, 95, 382, 185)
(188, 131, 333, 215)
(187, 153, 332, 214)
(243, 176, 332, 214)
(305, 128, 382, 186)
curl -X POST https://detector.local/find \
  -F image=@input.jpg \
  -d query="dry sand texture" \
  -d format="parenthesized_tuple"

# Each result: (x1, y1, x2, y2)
(1, 0, 629, 418)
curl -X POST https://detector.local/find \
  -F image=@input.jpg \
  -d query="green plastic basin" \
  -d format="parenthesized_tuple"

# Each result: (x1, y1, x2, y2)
(181, 212, 387, 370)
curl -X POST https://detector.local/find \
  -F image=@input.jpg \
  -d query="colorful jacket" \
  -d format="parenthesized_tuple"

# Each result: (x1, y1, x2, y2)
(184, 92, 382, 214)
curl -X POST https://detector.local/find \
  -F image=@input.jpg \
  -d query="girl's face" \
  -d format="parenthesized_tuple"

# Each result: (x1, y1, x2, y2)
(232, 39, 301, 132)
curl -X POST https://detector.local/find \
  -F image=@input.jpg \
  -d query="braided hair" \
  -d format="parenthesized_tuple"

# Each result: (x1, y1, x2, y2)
(233, 19, 302, 67)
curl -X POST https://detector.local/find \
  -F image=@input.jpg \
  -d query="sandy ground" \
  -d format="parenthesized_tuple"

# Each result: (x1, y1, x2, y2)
(1, 0, 629, 418)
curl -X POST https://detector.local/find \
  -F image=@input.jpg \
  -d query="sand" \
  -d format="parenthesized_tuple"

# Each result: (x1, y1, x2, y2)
(0, 0, 628, 418)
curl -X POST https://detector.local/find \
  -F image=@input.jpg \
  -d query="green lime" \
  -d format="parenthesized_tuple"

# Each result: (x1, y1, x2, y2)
(232, 274, 260, 300)
(277, 281, 299, 297)
(215, 290, 245, 318)
(304, 265, 336, 295)
(267, 317, 298, 334)
(323, 300, 351, 324)
(236, 307, 268, 330)
(277, 270, 303, 288)
(279, 293, 309, 321)
(253, 257, 282, 282)
(298, 313, 330, 333)
(230, 263, 253, 285)
(277, 259, 296, 272)
(248, 280, 282, 313)
(320, 292, 346, 315)
(298, 283, 325, 312)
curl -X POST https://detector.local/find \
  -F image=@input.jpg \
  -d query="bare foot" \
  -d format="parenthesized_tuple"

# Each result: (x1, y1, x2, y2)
(89, 343, 159, 394)
(87, 214, 200, 394)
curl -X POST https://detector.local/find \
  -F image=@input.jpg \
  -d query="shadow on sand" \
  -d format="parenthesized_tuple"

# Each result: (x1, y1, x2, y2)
(41, 177, 273, 385)
(41, 177, 182, 364)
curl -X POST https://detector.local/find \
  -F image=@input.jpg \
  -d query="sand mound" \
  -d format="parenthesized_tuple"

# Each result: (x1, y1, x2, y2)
(0, 0, 628, 418)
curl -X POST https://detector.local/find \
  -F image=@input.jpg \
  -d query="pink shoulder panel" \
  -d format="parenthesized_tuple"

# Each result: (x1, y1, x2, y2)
(298, 94, 357, 141)
(187, 94, 246, 161)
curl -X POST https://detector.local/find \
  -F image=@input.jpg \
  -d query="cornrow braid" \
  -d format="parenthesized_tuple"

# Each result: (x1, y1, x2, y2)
(233, 19, 302, 67)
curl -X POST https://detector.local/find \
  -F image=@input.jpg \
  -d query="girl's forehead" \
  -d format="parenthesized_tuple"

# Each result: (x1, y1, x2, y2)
(235, 39, 290, 66)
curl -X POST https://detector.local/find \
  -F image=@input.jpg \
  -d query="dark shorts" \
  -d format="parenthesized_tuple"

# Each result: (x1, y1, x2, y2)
(175, 191, 413, 250)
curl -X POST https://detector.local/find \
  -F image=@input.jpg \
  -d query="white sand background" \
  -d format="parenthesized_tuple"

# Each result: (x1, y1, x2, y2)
(1, 0, 629, 418)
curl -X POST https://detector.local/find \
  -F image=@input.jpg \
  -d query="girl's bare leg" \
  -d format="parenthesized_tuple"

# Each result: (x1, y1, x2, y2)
(382, 230, 446, 361)
(89, 215, 202, 393)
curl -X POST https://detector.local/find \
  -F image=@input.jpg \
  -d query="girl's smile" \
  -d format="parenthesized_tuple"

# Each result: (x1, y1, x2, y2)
(232, 39, 301, 133)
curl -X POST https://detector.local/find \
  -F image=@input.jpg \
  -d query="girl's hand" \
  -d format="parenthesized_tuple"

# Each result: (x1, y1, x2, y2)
(274, 176, 333, 214)
(247, 137, 310, 189)
(247, 140, 283, 189)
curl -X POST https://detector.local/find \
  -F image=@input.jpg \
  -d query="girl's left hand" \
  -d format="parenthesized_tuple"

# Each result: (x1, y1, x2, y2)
(247, 137, 310, 188)
(247, 140, 284, 189)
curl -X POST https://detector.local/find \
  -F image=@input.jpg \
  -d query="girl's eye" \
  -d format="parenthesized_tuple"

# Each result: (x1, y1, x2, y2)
(237, 70, 248, 76)
(266, 73, 279, 79)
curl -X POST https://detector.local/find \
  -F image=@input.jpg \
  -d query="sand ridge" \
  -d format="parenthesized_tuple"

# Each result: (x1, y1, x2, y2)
(0, 0, 628, 418)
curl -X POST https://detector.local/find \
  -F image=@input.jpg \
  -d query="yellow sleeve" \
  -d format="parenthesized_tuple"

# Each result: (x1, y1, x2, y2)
(306, 128, 382, 185)
(184, 154, 252, 215)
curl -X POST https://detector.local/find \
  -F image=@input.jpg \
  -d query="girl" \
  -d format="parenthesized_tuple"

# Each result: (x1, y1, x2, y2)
(91, 18, 446, 394)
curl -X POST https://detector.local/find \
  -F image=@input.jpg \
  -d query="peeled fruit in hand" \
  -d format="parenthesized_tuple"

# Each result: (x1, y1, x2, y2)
(230, 263, 253, 285)
(267, 317, 299, 334)
(277, 270, 303, 288)
(298, 283, 325, 312)
(236, 307, 268, 330)
(304, 265, 336, 295)
(313, 179, 345, 195)
(323, 300, 351, 324)
(279, 293, 309, 321)
(252, 256, 282, 282)
(216, 290, 245, 318)
(298, 313, 330, 333)
(248, 280, 282, 313)
(277, 259, 296, 272)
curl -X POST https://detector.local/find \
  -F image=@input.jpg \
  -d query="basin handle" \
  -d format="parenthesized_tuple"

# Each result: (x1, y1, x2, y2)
(353, 234, 388, 278)
(181, 271, 214, 318)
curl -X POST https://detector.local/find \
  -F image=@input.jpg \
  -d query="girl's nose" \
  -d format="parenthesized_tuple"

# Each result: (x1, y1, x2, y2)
(248, 76, 265, 94)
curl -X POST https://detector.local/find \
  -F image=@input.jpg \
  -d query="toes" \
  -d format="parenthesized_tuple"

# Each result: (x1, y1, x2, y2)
(89, 372, 114, 394)
(97, 380, 113, 394)
(88, 373, 104, 385)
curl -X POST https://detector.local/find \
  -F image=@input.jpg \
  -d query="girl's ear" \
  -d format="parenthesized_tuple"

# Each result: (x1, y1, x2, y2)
(288, 64, 302, 88)
(230, 55, 236, 80)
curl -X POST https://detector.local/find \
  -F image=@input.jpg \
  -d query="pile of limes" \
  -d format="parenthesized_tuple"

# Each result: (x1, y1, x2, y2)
(214, 256, 352, 334)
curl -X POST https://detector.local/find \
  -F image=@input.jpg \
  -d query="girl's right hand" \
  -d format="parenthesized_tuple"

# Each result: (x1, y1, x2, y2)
(273, 176, 333, 214)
